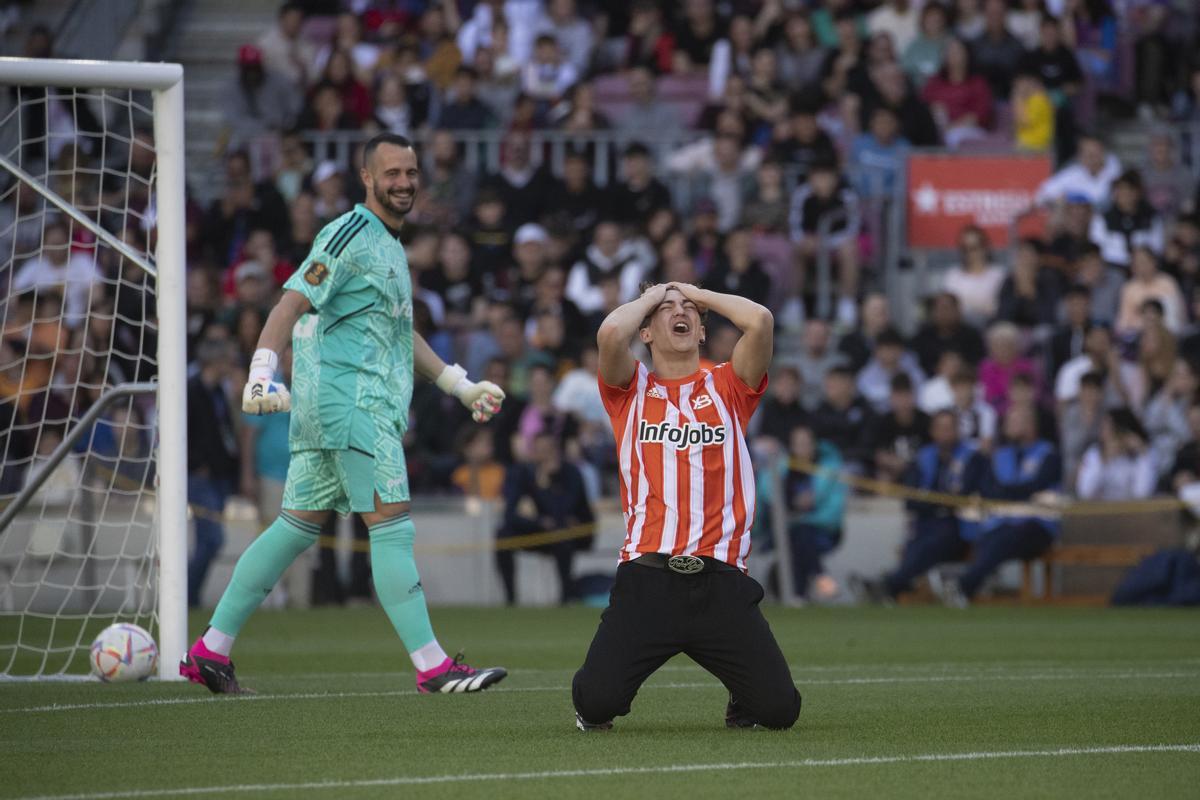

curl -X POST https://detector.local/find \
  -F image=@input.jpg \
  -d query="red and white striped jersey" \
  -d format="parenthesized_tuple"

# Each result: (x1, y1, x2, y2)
(599, 361, 767, 572)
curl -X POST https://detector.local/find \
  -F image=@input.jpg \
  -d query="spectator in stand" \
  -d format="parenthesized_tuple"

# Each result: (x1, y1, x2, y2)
(788, 159, 862, 326)
(754, 363, 809, 446)
(608, 142, 674, 230)
(1019, 15, 1084, 161)
(424, 230, 485, 335)
(537, 0, 594, 77)
(863, 61, 941, 147)
(941, 224, 1005, 327)
(1090, 170, 1164, 270)
(544, 148, 605, 237)
(1073, 243, 1124, 326)
(1035, 133, 1121, 208)
(313, 10, 379, 80)
(436, 65, 495, 130)
(851, 105, 909, 199)
(919, 349, 965, 413)
(1076, 407, 1156, 500)
(1165, 397, 1200, 492)
(949, 404, 1061, 606)
(1060, 369, 1105, 487)
(1011, 70, 1055, 153)
(1054, 323, 1137, 409)
(1136, 301, 1178, 400)
(911, 292, 985, 376)
(672, 0, 726, 73)
(820, 10, 867, 102)
(1172, 63, 1200, 123)
(487, 132, 554, 227)
(868, 0, 921, 55)
(496, 429, 594, 605)
(676, 131, 756, 233)
(524, 266, 587, 350)
(620, 0, 674, 73)
(566, 220, 650, 313)
(451, 427, 505, 501)
(901, 1, 951, 90)
(1165, 216, 1200, 303)
(223, 44, 301, 148)
(310, 160, 350, 224)
(779, 423, 847, 602)
(472, 43, 520, 124)
(921, 37, 993, 149)
(997, 238, 1060, 330)
(295, 81, 359, 132)
(1133, 2, 1176, 120)
(256, 2, 316, 89)
(743, 46, 790, 137)
(1143, 358, 1197, 478)
(317, 49, 373, 127)
(522, 33, 578, 105)
(1062, 0, 1118, 92)
(855, 409, 988, 603)
(1116, 246, 1185, 337)
(1047, 285, 1093, 379)
(617, 66, 684, 139)
(811, 365, 875, 471)
(12, 218, 98, 329)
(768, 99, 839, 182)
(222, 227, 292, 297)
(707, 227, 771, 308)
(185, 332, 240, 608)
(775, 11, 827, 92)
(955, 0, 986, 39)
(856, 328, 926, 413)
(950, 366, 997, 450)
(796, 319, 842, 409)
(868, 373, 931, 483)
(1141, 131, 1196, 218)
(838, 292, 893, 372)
(970, 0, 1025, 98)
(418, 129, 476, 229)
(741, 159, 791, 234)
(979, 321, 1037, 415)
(1009, 371, 1057, 442)
(708, 14, 756, 101)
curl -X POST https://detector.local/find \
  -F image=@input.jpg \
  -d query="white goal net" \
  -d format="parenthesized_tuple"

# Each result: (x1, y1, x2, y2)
(0, 59, 187, 680)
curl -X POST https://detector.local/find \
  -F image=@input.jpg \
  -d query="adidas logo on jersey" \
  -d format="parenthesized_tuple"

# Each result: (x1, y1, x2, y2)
(638, 419, 727, 450)
(646, 385, 667, 400)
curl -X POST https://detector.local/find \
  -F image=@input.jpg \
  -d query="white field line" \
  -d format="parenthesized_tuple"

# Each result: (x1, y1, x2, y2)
(268, 658, 1200, 681)
(3, 670, 1197, 715)
(11, 744, 1200, 800)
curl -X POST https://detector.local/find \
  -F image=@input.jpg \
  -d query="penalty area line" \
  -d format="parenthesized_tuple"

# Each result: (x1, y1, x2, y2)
(3, 671, 1198, 715)
(12, 744, 1200, 800)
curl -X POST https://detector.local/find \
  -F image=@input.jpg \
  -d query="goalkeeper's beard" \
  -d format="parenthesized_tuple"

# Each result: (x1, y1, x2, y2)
(375, 183, 414, 218)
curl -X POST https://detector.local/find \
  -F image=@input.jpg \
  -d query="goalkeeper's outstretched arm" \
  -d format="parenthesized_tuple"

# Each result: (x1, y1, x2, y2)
(415, 332, 506, 423)
(242, 290, 311, 414)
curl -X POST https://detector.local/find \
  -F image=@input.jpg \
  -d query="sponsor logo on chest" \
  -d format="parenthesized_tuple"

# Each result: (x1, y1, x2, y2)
(638, 418, 727, 449)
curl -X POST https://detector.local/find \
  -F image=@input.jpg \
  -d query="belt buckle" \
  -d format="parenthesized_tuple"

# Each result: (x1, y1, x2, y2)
(667, 554, 704, 575)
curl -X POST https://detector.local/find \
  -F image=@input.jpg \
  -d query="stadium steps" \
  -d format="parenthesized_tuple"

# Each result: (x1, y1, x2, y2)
(169, 0, 278, 202)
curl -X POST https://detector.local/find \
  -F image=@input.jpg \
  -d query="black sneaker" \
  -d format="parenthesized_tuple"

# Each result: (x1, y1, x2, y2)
(179, 636, 253, 695)
(416, 652, 507, 694)
(575, 712, 613, 732)
(725, 694, 760, 729)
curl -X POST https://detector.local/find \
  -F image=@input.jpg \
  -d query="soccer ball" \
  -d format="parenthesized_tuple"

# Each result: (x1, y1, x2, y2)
(90, 623, 158, 682)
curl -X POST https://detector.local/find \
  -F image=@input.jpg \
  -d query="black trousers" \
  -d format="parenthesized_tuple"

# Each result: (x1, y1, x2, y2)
(959, 521, 1053, 598)
(572, 561, 801, 730)
(884, 517, 969, 598)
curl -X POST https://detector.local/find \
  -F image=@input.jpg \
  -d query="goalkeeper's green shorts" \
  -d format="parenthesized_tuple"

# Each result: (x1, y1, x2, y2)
(282, 445, 410, 515)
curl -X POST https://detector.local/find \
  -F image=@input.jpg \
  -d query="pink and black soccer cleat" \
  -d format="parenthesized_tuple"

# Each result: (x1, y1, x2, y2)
(416, 652, 507, 694)
(179, 632, 253, 695)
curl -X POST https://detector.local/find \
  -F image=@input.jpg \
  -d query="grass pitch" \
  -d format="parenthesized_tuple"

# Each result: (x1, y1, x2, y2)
(2, 606, 1199, 799)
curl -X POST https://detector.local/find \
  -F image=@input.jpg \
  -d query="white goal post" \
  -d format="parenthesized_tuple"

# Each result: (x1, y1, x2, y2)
(0, 57, 187, 680)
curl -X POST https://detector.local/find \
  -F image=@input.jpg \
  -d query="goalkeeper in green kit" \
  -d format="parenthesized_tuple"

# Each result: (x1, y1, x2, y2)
(181, 133, 508, 695)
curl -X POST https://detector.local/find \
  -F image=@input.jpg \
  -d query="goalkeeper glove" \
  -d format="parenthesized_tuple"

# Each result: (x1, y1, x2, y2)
(436, 363, 505, 422)
(242, 348, 291, 415)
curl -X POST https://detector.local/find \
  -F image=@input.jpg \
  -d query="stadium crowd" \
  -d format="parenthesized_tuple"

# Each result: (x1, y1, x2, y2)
(4, 0, 1200, 605)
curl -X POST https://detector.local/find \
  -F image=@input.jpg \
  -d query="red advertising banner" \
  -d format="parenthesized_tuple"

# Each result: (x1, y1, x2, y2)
(906, 154, 1053, 249)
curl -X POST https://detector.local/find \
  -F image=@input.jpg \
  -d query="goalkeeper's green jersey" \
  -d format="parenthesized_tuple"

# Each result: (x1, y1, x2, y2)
(282, 204, 414, 454)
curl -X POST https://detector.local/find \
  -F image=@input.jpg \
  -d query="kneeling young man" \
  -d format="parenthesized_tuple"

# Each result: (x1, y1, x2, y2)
(572, 282, 802, 731)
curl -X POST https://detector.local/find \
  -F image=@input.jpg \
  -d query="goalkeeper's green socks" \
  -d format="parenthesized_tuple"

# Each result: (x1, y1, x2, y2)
(368, 513, 449, 671)
(206, 511, 320, 651)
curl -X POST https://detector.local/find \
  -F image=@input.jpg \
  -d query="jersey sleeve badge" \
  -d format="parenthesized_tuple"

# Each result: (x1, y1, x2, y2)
(304, 262, 329, 286)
